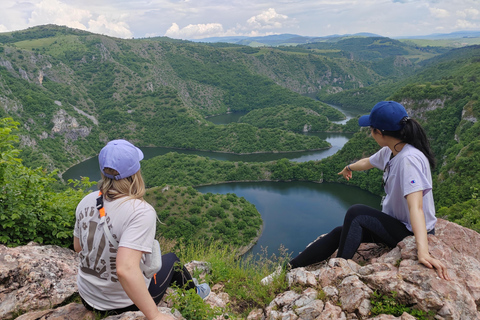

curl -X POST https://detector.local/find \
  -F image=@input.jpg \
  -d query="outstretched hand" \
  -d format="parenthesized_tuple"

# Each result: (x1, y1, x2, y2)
(418, 255, 451, 281)
(338, 166, 352, 181)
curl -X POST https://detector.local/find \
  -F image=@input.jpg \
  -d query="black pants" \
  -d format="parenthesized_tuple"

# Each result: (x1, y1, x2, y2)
(289, 204, 435, 268)
(82, 252, 196, 315)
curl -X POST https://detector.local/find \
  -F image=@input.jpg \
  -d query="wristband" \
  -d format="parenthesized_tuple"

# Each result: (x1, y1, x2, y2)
(347, 165, 352, 171)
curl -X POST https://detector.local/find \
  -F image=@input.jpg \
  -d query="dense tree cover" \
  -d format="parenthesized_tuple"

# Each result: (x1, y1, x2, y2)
(319, 45, 480, 111)
(142, 152, 327, 188)
(145, 186, 262, 247)
(418, 45, 480, 68)
(298, 37, 448, 63)
(437, 199, 480, 233)
(164, 45, 344, 120)
(142, 152, 268, 187)
(387, 52, 480, 210)
(0, 120, 263, 248)
(141, 139, 381, 192)
(245, 48, 382, 96)
(0, 25, 350, 170)
(0, 24, 91, 44)
(0, 66, 102, 171)
(316, 82, 402, 111)
(238, 104, 349, 132)
(0, 118, 94, 247)
(309, 38, 453, 110)
(135, 102, 330, 154)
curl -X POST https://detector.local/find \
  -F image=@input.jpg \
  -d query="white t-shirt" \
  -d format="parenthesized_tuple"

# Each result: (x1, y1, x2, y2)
(73, 191, 156, 310)
(369, 144, 436, 232)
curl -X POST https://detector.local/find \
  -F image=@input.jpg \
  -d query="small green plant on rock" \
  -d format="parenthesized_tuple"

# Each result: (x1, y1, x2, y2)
(317, 288, 327, 301)
(370, 291, 435, 319)
(167, 283, 223, 320)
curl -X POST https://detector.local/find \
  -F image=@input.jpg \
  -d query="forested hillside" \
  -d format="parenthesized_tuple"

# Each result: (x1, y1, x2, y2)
(0, 25, 453, 172)
(139, 44, 480, 232)
(321, 46, 480, 230)
(2, 24, 480, 243)
(0, 24, 359, 171)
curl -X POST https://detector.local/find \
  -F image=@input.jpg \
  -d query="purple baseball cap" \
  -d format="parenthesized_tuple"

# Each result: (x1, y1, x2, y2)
(99, 139, 144, 180)
(358, 101, 409, 131)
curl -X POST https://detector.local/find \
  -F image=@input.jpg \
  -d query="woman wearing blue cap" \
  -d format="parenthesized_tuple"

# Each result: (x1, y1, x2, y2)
(73, 139, 210, 319)
(288, 101, 450, 280)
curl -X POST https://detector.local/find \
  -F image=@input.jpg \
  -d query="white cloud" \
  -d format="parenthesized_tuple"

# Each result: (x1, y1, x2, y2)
(165, 22, 226, 39)
(429, 7, 450, 18)
(163, 8, 296, 39)
(246, 8, 290, 30)
(88, 15, 133, 38)
(17, 0, 134, 38)
(455, 19, 480, 29)
(28, 0, 91, 30)
(457, 8, 479, 19)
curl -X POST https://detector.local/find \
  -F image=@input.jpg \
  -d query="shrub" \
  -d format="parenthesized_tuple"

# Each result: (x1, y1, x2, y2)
(0, 118, 94, 247)
(168, 282, 223, 320)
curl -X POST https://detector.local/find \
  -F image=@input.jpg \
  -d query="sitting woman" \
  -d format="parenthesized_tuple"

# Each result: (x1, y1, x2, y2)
(74, 139, 210, 320)
(288, 101, 450, 280)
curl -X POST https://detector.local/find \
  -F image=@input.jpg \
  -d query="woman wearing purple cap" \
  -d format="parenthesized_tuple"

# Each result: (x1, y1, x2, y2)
(287, 101, 450, 280)
(73, 140, 210, 319)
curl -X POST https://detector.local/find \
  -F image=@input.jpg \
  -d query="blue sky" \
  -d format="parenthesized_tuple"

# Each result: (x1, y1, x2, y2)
(1, 0, 479, 40)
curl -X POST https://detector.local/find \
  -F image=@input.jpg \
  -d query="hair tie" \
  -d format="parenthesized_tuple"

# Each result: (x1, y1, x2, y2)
(400, 116, 410, 125)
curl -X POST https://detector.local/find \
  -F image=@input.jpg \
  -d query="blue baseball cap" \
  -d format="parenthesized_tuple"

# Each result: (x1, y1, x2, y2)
(358, 101, 409, 131)
(99, 139, 144, 180)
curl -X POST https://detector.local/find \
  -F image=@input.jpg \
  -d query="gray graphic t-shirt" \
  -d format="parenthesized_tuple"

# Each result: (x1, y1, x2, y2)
(74, 191, 156, 310)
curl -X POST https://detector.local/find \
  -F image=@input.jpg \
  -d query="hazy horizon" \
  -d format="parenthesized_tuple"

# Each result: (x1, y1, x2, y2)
(1, 0, 480, 41)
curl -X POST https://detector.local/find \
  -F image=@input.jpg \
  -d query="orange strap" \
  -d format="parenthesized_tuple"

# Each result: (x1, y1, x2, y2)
(97, 191, 106, 218)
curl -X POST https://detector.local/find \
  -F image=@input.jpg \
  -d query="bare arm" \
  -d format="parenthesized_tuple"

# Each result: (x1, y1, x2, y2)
(338, 157, 374, 180)
(406, 191, 450, 281)
(117, 247, 175, 320)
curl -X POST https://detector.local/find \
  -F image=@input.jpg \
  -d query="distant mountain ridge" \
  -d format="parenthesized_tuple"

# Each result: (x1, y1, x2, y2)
(395, 30, 480, 39)
(193, 31, 480, 47)
(192, 32, 383, 46)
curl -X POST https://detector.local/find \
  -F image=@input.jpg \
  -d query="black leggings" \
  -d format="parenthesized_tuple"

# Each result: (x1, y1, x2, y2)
(82, 252, 196, 315)
(289, 204, 435, 268)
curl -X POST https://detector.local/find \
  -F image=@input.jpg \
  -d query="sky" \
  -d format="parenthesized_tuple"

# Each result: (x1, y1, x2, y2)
(1, 0, 479, 40)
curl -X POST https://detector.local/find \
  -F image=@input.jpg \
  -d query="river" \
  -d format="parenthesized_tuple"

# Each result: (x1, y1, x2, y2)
(62, 132, 352, 182)
(63, 107, 380, 258)
(196, 182, 380, 258)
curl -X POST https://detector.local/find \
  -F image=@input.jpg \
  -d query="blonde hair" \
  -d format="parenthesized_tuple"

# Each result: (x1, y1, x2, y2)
(98, 168, 146, 201)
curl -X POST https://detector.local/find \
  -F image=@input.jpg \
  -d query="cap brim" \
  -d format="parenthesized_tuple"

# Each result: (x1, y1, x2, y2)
(358, 115, 371, 127)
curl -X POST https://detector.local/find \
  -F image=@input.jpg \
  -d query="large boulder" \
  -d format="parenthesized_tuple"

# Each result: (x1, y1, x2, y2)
(0, 242, 79, 319)
(264, 219, 480, 319)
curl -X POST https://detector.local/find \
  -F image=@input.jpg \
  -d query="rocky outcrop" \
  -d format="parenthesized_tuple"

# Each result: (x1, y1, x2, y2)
(51, 109, 91, 140)
(401, 98, 447, 121)
(249, 219, 480, 320)
(2, 219, 480, 319)
(0, 243, 79, 319)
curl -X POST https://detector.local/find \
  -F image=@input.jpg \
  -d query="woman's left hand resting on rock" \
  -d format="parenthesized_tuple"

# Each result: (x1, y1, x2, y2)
(407, 191, 451, 281)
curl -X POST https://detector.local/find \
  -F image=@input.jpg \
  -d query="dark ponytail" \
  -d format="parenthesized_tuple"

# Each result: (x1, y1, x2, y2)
(380, 118, 436, 169)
